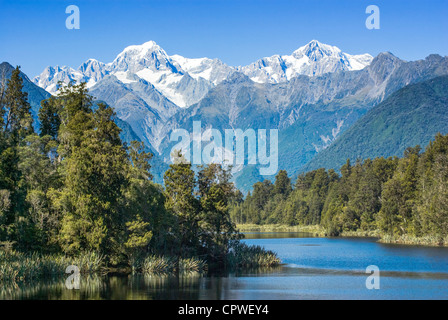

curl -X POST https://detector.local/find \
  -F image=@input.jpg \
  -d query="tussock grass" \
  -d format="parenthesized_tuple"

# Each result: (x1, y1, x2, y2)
(142, 255, 175, 274)
(0, 251, 104, 283)
(141, 255, 207, 274)
(178, 257, 207, 274)
(227, 242, 281, 268)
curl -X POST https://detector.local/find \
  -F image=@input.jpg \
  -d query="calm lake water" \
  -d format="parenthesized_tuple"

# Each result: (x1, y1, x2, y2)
(2, 233, 448, 300)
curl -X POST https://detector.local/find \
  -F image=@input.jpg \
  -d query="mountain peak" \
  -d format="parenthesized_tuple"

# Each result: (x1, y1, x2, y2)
(110, 40, 175, 74)
(293, 40, 342, 60)
(0, 61, 14, 73)
(121, 40, 161, 54)
(300, 39, 323, 49)
(304, 39, 332, 49)
(370, 52, 402, 66)
(240, 40, 373, 83)
(112, 41, 168, 66)
(376, 51, 398, 59)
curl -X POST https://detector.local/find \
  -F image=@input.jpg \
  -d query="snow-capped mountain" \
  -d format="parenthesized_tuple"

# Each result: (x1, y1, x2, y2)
(33, 59, 110, 94)
(33, 40, 372, 107)
(170, 55, 234, 85)
(33, 40, 233, 108)
(108, 40, 190, 107)
(78, 59, 109, 86)
(33, 65, 87, 94)
(239, 40, 373, 83)
(25, 42, 448, 191)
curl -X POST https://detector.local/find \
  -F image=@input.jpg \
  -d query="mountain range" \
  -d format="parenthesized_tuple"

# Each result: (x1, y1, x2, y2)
(302, 75, 448, 173)
(6, 40, 448, 191)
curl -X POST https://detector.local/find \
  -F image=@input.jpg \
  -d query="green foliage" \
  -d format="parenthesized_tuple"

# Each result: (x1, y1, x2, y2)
(1, 71, 271, 276)
(1, 66, 34, 142)
(234, 134, 448, 245)
(0, 67, 36, 248)
(163, 151, 201, 258)
(197, 163, 241, 262)
(39, 98, 61, 139)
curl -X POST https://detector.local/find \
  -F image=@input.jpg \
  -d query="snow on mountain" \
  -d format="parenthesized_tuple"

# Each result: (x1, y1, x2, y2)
(108, 41, 191, 107)
(78, 59, 109, 87)
(33, 65, 86, 94)
(109, 41, 181, 75)
(33, 40, 373, 106)
(33, 41, 230, 108)
(239, 40, 373, 83)
(170, 55, 234, 85)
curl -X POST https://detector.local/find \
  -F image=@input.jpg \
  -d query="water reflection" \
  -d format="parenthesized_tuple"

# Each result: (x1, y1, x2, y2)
(1, 234, 448, 300)
(1, 275, 105, 300)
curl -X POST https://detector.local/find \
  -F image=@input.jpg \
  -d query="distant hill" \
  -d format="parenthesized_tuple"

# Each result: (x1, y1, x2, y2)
(302, 75, 448, 172)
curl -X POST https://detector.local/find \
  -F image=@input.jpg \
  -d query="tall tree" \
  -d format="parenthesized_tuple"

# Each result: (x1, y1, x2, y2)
(273, 170, 292, 199)
(198, 163, 240, 262)
(164, 151, 200, 258)
(57, 91, 129, 262)
(39, 97, 61, 139)
(0, 66, 34, 245)
(1, 67, 33, 142)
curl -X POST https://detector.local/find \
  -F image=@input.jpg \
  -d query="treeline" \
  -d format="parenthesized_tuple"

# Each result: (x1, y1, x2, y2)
(231, 134, 448, 245)
(0, 67, 278, 270)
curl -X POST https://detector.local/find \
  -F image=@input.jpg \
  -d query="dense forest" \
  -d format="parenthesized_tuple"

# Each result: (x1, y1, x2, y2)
(231, 134, 448, 246)
(0, 67, 278, 279)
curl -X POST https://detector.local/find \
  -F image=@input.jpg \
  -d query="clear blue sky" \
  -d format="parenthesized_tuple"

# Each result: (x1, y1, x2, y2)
(1, 0, 447, 78)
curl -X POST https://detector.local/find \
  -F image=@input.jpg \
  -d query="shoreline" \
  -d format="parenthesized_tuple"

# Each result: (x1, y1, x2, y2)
(237, 224, 448, 247)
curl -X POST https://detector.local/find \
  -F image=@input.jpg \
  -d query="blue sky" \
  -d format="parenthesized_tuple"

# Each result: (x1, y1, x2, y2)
(1, 0, 447, 78)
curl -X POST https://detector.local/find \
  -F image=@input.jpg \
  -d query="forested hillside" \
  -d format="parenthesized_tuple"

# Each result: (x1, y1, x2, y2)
(232, 133, 448, 245)
(303, 75, 448, 173)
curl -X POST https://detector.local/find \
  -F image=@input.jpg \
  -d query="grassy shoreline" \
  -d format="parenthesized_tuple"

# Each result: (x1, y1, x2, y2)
(237, 224, 448, 247)
(379, 234, 448, 247)
(0, 242, 281, 283)
(237, 224, 326, 236)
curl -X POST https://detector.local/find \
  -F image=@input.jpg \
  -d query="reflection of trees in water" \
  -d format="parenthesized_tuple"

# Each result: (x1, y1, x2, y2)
(0, 267, 282, 300)
(0, 274, 206, 300)
(0, 275, 105, 300)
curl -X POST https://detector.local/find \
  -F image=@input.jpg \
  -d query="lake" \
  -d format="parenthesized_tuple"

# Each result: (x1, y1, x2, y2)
(2, 233, 448, 300)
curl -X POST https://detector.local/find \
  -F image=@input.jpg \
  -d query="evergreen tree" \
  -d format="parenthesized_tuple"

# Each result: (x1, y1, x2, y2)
(39, 97, 61, 139)
(273, 170, 292, 199)
(164, 151, 200, 258)
(198, 163, 240, 262)
(1, 67, 34, 142)
(56, 88, 129, 261)
(0, 66, 34, 245)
